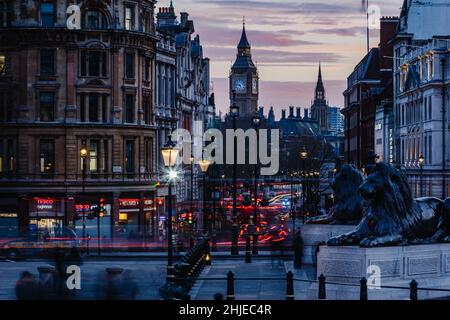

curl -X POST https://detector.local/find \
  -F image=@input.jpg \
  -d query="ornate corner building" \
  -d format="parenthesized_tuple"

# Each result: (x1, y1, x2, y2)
(0, 0, 160, 240)
(392, 0, 450, 199)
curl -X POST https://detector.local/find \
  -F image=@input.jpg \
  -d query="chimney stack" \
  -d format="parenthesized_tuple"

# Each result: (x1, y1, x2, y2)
(180, 12, 189, 27)
(379, 16, 399, 70)
(289, 106, 294, 118)
(282, 109, 286, 119)
(304, 108, 308, 118)
(296, 107, 301, 118)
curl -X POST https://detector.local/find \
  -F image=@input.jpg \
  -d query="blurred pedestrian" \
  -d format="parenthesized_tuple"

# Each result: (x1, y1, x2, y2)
(122, 270, 139, 300)
(270, 239, 283, 268)
(293, 228, 303, 269)
(67, 246, 82, 266)
(53, 247, 68, 298)
(16, 271, 42, 300)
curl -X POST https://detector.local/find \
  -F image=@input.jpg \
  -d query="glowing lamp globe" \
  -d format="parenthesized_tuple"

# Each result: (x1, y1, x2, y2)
(230, 104, 239, 117)
(80, 147, 88, 159)
(161, 136, 179, 167)
(199, 159, 211, 173)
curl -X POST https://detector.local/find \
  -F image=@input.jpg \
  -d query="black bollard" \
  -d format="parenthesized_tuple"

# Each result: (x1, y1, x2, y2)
(226, 271, 235, 300)
(245, 236, 251, 263)
(410, 280, 418, 300)
(360, 277, 368, 300)
(293, 233, 303, 269)
(286, 271, 294, 300)
(318, 274, 326, 300)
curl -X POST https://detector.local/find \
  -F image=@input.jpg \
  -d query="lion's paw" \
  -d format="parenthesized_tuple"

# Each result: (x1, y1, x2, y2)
(360, 237, 381, 248)
(327, 235, 346, 246)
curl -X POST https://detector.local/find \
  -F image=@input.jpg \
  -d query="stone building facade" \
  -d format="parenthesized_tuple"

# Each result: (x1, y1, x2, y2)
(0, 0, 159, 240)
(393, 0, 450, 198)
(155, 3, 214, 234)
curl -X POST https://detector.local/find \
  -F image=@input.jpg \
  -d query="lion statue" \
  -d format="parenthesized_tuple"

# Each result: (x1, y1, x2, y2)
(328, 162, 450, 247)
(308, 164, 365, 225)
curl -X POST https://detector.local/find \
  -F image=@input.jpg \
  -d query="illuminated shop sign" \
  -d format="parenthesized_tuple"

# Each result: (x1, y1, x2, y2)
(35, 198, 54, 210)
(75, 204, 98, 212)
(120, 199, 139, 207)
(0, 213, 18, 218)
(119, 198, 154, 207)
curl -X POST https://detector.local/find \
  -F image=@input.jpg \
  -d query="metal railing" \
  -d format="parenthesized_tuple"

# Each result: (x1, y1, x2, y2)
(159, 237, 211, 300)
(175, 272, 450, 301)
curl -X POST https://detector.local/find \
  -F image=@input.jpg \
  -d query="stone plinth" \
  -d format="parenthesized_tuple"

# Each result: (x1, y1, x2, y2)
(307, 244, 450, 300)
(299, 224, 354, 265)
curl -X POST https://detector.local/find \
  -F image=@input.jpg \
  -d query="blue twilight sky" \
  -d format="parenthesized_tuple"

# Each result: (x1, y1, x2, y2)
(165, 0, 404, 116)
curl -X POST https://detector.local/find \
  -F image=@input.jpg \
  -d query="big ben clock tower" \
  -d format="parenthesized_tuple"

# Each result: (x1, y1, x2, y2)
(230, 21, 259, 117)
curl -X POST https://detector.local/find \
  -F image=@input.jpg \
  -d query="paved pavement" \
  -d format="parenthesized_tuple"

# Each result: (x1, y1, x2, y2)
(0, 254, 317, 300)
(0, 258, 167, 300)
(191, 256, 295, 300)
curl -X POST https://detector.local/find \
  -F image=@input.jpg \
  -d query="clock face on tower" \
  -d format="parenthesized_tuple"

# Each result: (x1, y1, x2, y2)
(234, 79, 246, 93)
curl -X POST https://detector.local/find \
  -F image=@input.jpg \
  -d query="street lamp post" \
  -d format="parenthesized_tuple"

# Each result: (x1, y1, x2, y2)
(80, 143, 88, 241)
(160, 135, 179, 281)
(308, 172, 314, 215)
(315, 171, 320, 214)
(290, 171, 295, 230)
(419, 153, 425, 197)
(230, 94, 239, 256)
(199, 158, 211, 235)
(211, 169, 217, 251)
(190, 154, 195, 239)
(300, 148, 308, 224)
(252, 113, 260, 255)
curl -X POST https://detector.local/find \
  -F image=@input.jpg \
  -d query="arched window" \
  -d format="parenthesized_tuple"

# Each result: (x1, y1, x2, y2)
(83, 9, 108, 29)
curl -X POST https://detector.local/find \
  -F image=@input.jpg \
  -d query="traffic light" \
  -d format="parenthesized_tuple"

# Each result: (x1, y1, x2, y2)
(98, 198, 105, 218)
(188, 212, 193, 224)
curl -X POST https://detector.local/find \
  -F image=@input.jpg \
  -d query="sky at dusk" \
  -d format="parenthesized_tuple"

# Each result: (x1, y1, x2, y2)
(163, 0, 404, 117)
